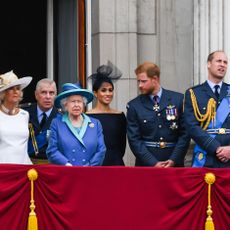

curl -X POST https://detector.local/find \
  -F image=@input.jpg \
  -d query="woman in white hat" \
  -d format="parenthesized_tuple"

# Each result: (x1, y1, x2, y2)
(0, 70, 33, 164)
(46, 83, 106, 166)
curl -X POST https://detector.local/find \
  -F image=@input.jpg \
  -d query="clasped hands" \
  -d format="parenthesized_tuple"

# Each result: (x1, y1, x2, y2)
(216, 146, 230, 163)
(154, 159, 175, 168)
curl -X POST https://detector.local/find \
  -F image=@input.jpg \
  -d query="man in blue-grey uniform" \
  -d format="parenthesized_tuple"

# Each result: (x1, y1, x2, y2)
(184, 50, 230, 168)
(126, 61, 190, 167)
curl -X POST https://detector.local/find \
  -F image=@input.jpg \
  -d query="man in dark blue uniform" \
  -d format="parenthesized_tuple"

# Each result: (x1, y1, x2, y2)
(127, 61, 190, 167)
(184, 50, 230, 167)
(25, 79, 59, 164)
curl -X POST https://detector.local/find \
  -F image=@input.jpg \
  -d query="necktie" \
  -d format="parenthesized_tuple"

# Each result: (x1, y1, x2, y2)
(153, 95, 159, 105)
(153, 95, 160, 111)
(40, 112, 47, 128)
(214, 85, 220, 99)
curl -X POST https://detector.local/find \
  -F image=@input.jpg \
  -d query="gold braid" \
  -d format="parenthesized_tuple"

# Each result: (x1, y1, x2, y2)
(189, 89, 216, 130)
(29, 123, 39, 155)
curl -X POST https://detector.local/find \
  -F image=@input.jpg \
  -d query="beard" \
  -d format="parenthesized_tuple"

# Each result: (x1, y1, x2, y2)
(139, 87, 154, 95)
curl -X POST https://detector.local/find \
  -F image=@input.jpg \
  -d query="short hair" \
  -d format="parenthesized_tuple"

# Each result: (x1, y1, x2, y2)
(60, 95, 87, 112)
(207, 50, 225, 62)
(36, 78, 57, 93)
(135, 61, 160, 78)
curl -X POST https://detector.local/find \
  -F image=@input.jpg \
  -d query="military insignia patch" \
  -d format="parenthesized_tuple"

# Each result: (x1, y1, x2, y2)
(198, 152, 203, 160)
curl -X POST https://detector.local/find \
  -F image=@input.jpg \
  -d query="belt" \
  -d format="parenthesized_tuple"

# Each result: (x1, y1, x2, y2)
(144, 141, 176, 148)
(206, 128, 230, 134)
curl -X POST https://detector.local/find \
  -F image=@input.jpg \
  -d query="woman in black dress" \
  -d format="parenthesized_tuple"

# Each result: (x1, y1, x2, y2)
(87, 65, 126, 165)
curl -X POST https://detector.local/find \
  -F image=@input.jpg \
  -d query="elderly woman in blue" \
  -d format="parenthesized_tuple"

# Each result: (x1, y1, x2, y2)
(46, 83, 106, 166)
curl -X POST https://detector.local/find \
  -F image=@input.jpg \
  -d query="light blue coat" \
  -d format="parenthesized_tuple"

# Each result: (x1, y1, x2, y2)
(46, 113, 106, 166)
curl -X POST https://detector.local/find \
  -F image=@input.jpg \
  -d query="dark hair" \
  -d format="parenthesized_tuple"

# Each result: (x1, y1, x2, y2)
(207, 50, 225, 62)
(90, 65, 122, 92)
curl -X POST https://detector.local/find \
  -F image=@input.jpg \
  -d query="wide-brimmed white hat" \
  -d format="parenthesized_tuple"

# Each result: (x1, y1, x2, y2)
(0, 70, 32, 92)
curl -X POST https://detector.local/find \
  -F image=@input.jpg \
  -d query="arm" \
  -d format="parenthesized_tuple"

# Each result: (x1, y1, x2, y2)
(126, 103, 158, 166)
(46, 119, 69, 165)
(120, 113, 127, 157)
(89, 120, 106, 166)
(184, 89, 220, 155)
(168, 95, 190, 166)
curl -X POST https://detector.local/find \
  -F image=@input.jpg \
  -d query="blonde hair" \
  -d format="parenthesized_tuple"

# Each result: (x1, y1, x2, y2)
(0, 89, 23, 105)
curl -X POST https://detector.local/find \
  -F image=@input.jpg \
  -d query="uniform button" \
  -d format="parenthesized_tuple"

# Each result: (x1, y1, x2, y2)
(82, 159, 86, 162)
(157, 113, 161, 116)
(72, 158, 75, 162)
(159, 125, 162, 128)
(143, 120, 147, 123)
(82, 149, 86, 152)
(203, 107, 206, 110)
(160, 137, 163, 140)
(218, 101, 220, 104)
(72, 149, 75, 152)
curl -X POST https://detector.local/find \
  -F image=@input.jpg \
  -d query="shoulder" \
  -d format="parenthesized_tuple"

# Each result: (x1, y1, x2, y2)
(186, 82, 206, 93)
(51, 113, 63, 123)
(127, 95, 146, 107)
(19, 108, 29, 117)
(20, 102, 36, 112)
(162, 88, 183, 99)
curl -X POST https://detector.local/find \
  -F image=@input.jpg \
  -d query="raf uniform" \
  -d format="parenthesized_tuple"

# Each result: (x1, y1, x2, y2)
(184, 81, 230, 167)
(127, 88, 190, 166)
(25, 103, 59, 161)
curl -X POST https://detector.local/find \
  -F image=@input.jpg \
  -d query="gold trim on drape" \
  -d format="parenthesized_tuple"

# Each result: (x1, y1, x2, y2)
(27, 169, 38, 230)
(204, 173, 216, 230)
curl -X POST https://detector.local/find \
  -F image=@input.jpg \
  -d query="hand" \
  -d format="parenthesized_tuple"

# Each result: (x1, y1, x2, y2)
(154, 161, 167, 168)
(163, 159, 175, 168)
(216, 146, 230, 163)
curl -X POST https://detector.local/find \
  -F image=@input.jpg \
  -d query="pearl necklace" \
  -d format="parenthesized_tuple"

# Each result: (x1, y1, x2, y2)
(1, 104, 17, 115)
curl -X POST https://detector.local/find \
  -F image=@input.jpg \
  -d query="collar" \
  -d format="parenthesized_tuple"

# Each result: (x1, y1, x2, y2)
(207, 80, 222, 92)
(150, 87, 163, 101)
(62, 113, 92, 146)
(37, 105, 53, 118)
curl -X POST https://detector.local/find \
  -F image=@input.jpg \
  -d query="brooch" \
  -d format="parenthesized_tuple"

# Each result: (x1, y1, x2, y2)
(89, 123, 95, 128)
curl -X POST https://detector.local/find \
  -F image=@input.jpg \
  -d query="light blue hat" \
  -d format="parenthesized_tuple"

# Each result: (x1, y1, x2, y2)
(54, 83, 94, 108)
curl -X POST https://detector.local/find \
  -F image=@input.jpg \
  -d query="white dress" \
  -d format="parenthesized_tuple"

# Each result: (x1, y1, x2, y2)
(0, 109, 32, 164)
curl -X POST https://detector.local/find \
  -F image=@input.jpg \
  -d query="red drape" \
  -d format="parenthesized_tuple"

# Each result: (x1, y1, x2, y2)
(0, 165, 229, 230)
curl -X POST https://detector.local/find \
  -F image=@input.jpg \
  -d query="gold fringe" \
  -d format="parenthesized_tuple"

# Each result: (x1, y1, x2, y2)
(204, 173, 216, 230)
(29, 123, 39, 155)
(189, 89, 216, 130)
(27, 169, 38, 230)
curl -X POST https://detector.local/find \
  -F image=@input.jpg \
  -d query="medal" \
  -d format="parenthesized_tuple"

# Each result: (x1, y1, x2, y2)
(153, 104, 160, 112)
(166, 105, 177, 121)
(170, 122, 178, 130)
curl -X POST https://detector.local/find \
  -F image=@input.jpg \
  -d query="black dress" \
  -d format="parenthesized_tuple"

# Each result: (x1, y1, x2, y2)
(88, 113, 126, 165)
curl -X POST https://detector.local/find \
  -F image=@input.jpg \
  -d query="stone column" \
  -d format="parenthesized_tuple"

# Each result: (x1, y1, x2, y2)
(193, 0, 230, 84)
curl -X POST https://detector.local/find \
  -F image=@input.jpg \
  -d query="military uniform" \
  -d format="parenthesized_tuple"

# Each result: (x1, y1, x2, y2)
(126, 88, 190, 166)
(184, 81, 230, 167)
(24, 103, 60, 161)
